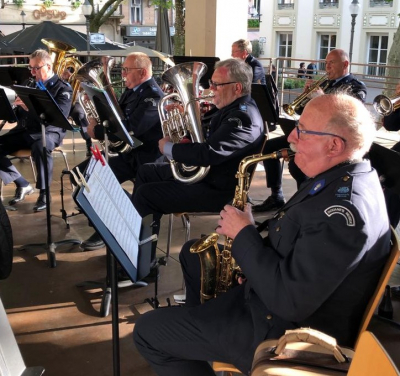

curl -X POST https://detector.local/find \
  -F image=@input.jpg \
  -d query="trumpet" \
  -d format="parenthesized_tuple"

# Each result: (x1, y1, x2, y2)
(283, 74, 329, 116)
(373, 94, 400, 116)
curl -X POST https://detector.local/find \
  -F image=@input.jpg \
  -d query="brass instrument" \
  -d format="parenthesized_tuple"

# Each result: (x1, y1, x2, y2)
(190, 149, 295, 303)
(283, 74, 329, 116)
(41, 38, 83, 104)
(373, 94, 400, 116)
(76, 57, 133, 155)
(158, 62, 214, 184)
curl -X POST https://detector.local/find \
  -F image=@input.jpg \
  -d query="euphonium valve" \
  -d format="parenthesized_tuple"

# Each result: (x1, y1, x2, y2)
(373, 94, 400, 116)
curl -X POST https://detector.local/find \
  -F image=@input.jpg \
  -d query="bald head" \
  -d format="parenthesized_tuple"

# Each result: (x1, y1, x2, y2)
(325, 49, 350, 80)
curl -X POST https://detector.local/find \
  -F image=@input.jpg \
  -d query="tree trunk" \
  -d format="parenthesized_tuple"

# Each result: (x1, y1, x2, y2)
(385, 24, 400, 96)
(174, 0, 185, 56)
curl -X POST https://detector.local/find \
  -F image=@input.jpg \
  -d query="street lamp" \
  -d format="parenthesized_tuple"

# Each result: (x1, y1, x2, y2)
(20, 10, 26, 30)
(81, 0, 92, 56)
(349, 0, 360, 64)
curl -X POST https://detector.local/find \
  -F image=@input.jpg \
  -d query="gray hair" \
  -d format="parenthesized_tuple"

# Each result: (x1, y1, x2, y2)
(214, 58, 252, 95)
(323, 94, 375, 159)
(232, 39, 252, 54)
(30, 49, 52, 66)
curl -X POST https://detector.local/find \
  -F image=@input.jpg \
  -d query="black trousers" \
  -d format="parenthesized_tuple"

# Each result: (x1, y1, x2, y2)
(0, 130, 62, 189)
(134, 240, 256, 375)
(262, 136, 306, 190)
(132, 163, 235, 222)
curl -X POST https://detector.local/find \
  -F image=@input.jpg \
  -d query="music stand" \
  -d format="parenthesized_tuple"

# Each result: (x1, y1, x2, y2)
(251, 82, 280, 133)
(73, 158, 153, 376)
(77, 83, 142, 318)
(0, 66, 31, 86)
(11, 85, 81, 268)
(172, 56, 220, 89)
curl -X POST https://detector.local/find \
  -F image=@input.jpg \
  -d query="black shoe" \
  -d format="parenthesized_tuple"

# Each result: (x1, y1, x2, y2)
(252, 196, 286, 212)
(80, 232, 105, 251)
(8, 184, 34, 205)
(33, 192, 49, 212)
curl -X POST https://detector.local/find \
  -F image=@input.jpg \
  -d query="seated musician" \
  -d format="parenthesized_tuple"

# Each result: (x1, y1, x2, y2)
(131, 58, 265, 274)
(75, 52, 164, 251)
(0, 49, 72, 212)
(133, 93, 391, 376)
(380, 82, 400, 227)
(253, 48, 367, 213)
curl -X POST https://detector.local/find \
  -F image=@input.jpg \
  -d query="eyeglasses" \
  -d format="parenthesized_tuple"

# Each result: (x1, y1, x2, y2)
(121, 67, 142, 74)
(295, 125, 347, 142)
(28, 65, 45, 72)
(208, 80, 237, 89)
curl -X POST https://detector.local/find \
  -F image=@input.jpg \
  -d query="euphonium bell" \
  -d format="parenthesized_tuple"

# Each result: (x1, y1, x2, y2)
(158, 62, 214, 184)
(373, 94, 400, 116)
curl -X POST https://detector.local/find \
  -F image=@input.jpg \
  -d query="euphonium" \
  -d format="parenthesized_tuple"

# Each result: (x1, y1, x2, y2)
(283, 74, 329, 116)
(76, 57, 133, 155)
(158, 62, 214, 184)
(190, 149, 295, 303)
(41, 38, 83, 104)
(373, 94, 400, 116)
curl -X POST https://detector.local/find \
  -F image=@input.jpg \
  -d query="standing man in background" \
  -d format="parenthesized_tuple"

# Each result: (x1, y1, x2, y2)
(231, 39, 266, 84)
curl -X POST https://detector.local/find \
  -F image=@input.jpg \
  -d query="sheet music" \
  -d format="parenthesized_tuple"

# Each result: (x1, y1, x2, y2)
(83, 159, 141, 268)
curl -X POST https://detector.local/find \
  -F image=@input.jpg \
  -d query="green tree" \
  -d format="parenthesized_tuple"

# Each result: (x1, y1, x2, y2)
(86, 0, 125, 33)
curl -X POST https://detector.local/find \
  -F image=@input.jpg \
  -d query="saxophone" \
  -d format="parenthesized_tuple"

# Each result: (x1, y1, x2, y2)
(190, 148, 295, 303)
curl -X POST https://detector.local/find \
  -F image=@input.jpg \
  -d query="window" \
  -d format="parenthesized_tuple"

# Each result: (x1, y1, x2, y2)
(367, 35, 388, 76)
(369, 0, 393, 7)
(318, 34, 336, 71)
(131, 0, 142, 24)
(319, 0, 339, 8)
(277, 0, 295, 10)
(278, 33, 292, 68)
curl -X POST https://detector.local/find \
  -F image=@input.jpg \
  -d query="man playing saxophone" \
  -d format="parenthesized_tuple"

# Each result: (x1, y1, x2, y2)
(0, 49, 72, 212)
(131, 58, 265, 275)
(253, 48, 367, 213)
(77, 52, 164, 251)
(134, 93, 391, 376)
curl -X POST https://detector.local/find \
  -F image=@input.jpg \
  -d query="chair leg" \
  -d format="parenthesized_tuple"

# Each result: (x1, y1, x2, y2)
(29, 156, 37, 182)
(166, 213, 174, 260)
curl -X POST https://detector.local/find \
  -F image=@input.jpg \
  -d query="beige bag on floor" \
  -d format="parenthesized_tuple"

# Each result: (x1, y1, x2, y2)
(251, 328, 355, 376)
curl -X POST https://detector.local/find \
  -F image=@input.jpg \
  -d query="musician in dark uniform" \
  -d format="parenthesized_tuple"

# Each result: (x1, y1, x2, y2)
(0, 49, 72, 212)
(379, 82, 400, 227)
(79, 52, 164, 250)
(134, 93, 391, 376)
(253, 48, 367, 212)
(231, 39, 266, 84)
(132, 58, 265, 266)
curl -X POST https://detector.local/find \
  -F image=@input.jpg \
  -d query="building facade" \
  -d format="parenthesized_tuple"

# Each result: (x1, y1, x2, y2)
(258, 0, 400, 74)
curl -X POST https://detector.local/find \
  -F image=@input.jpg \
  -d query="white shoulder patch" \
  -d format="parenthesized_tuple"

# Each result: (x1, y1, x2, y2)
(61, 92, 71, 100)
(228, 117, 243, 128)
(144, 98, 156, 107)
(324, 205, 355, 227)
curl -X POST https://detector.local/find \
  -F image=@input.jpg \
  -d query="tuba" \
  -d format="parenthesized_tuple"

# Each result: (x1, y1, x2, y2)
(283, 74, 329, 116)
(158, 62, 214, 184)
(76, 57, 133, 155)
(41, 38, 83, 104)
(373, 94, 400, 116)
(190, 149, 295, 303)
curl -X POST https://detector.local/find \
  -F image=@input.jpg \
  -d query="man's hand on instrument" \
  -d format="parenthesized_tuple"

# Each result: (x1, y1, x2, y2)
(87, 117, 98, 139)
(216, 203, 255, 240)
(14, 97, 28, 111)
(159, 136, 172, 154)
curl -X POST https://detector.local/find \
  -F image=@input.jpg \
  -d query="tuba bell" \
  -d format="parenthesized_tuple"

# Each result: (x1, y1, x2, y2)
(373, 94, 400, 116)
(283, 74, 329, 116)
(41, 38, 83, 104)
(190, 149, 295, 303)
(158, 62, 214, 184)
(76, 57, 133, 155)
